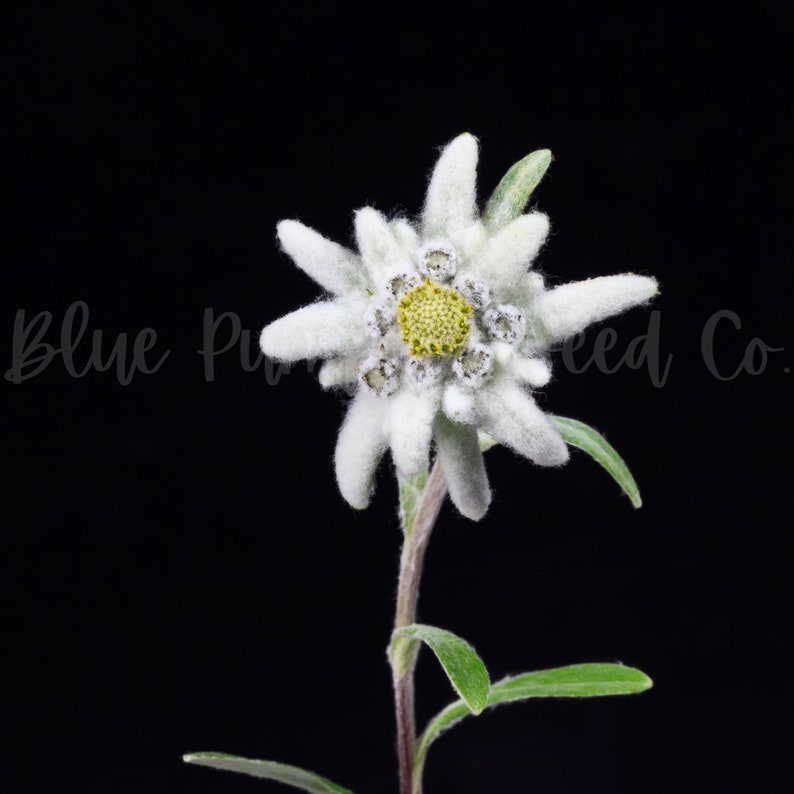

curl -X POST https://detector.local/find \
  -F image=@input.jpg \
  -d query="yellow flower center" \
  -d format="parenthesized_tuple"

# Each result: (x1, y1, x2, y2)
(397, 277, 473, 357)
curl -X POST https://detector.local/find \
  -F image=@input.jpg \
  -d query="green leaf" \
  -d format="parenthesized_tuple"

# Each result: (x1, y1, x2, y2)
(398, 466, 429, 537)
(390, 624, 490, 714)
(551, 415, 643, 508)
(413, 663, 651, 792)
(183, 753, 355, 794)
(482, 149, 552, 231)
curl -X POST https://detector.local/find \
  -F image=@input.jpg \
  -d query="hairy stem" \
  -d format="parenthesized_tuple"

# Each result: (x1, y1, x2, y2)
(392, 461, 448, 794)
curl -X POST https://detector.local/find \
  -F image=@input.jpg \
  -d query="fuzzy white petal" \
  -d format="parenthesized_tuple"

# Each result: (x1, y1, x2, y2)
(526, 271, 546, 294)
(479, 383, 568, 466)
(422, 133, 479, 239)
(260, 301, 362, 361)
(318, 357, 359, 389)
(458, 221, 489, 260)
(492, 343, 552, 387)
(334, 392, 388, 509)
(473, 213, 549, 293)
(535, 274, 658, 345)
(442, 382, 478, 424)
(491, 341, 515, 366)
(435, 415, 491, 521)
(509, 272, 547, 316)
(391, 218, 420, 254)
(386, 390, 438, 478)
(277, 220, 368, 295)
(355, 207, 412, 283)
(511, 356, 552, 387)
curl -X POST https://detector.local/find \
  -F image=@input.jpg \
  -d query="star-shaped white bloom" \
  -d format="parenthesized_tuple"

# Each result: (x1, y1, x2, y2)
(260, 134, 658, 520)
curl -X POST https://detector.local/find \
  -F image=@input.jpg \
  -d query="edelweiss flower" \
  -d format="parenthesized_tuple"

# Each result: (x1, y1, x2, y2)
(260, 134, 658, 520)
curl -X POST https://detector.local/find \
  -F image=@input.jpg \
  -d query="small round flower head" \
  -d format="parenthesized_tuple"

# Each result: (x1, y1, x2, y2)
(455, 275, 491, 308)
(405, 356, 444, 389)
(419, 243, 459, 282)
(482, 304, 526, 343)
(386, 272, 421, 300)
(364, 303, 394, 338)
(260, 132, 659, 520)
(359, 356, 398, 396)
(452, 343, 493, 387)
(397, 277, 473, 357)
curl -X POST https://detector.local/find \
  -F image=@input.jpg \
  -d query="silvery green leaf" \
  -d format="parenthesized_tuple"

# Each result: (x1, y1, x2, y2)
(390, 624, 490, 714)
(413, 663, 651, 791)
(482, 149, 552, 231)
(551, 415, 642, 507)
(183, 753, 355, 794)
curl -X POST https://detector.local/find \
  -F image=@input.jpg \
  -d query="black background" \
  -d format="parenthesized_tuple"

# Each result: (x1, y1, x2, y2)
(5, 3, 792, 793)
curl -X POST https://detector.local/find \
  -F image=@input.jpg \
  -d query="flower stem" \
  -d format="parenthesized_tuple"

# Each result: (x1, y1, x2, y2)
(392, 460, 448, 794)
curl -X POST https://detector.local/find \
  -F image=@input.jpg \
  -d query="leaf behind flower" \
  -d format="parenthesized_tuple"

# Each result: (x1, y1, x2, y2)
(483, 149, 552, 231)
(551, 415, 643, 507)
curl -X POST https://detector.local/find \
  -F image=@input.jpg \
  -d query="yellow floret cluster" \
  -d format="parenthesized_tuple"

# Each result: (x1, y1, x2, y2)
(397, 277, 473, 357)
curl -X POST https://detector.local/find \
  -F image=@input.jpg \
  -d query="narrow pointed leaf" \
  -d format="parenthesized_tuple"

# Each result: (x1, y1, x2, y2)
(183, 753, 355, 794)
(483, 149, 552, 231)
(391, 624, 489, 714)
(413, 663, 651, 792)
(551, 415, 643, 507)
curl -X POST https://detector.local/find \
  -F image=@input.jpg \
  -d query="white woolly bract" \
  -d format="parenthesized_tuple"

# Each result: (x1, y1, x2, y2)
(318, 358, 358, 389)
(492, 343, 552, 387)
(442, 383, 478, 424)
(391, 218, 420, 254)
(259, 301, 363, 362)
(334, 392, 388, 509)
(386, 390, 438, 479)
(435, 416, 491, 521)
(458, 221, 489, 260)
(473, 213, 549, 292)
(422, 133, 479, 239)
(355, 207, 411, 284)
(511, 356, 552, 387)
(536, 274, 658, 345)
(276, 220, 367, 295)
(478, 382, 569, 466)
